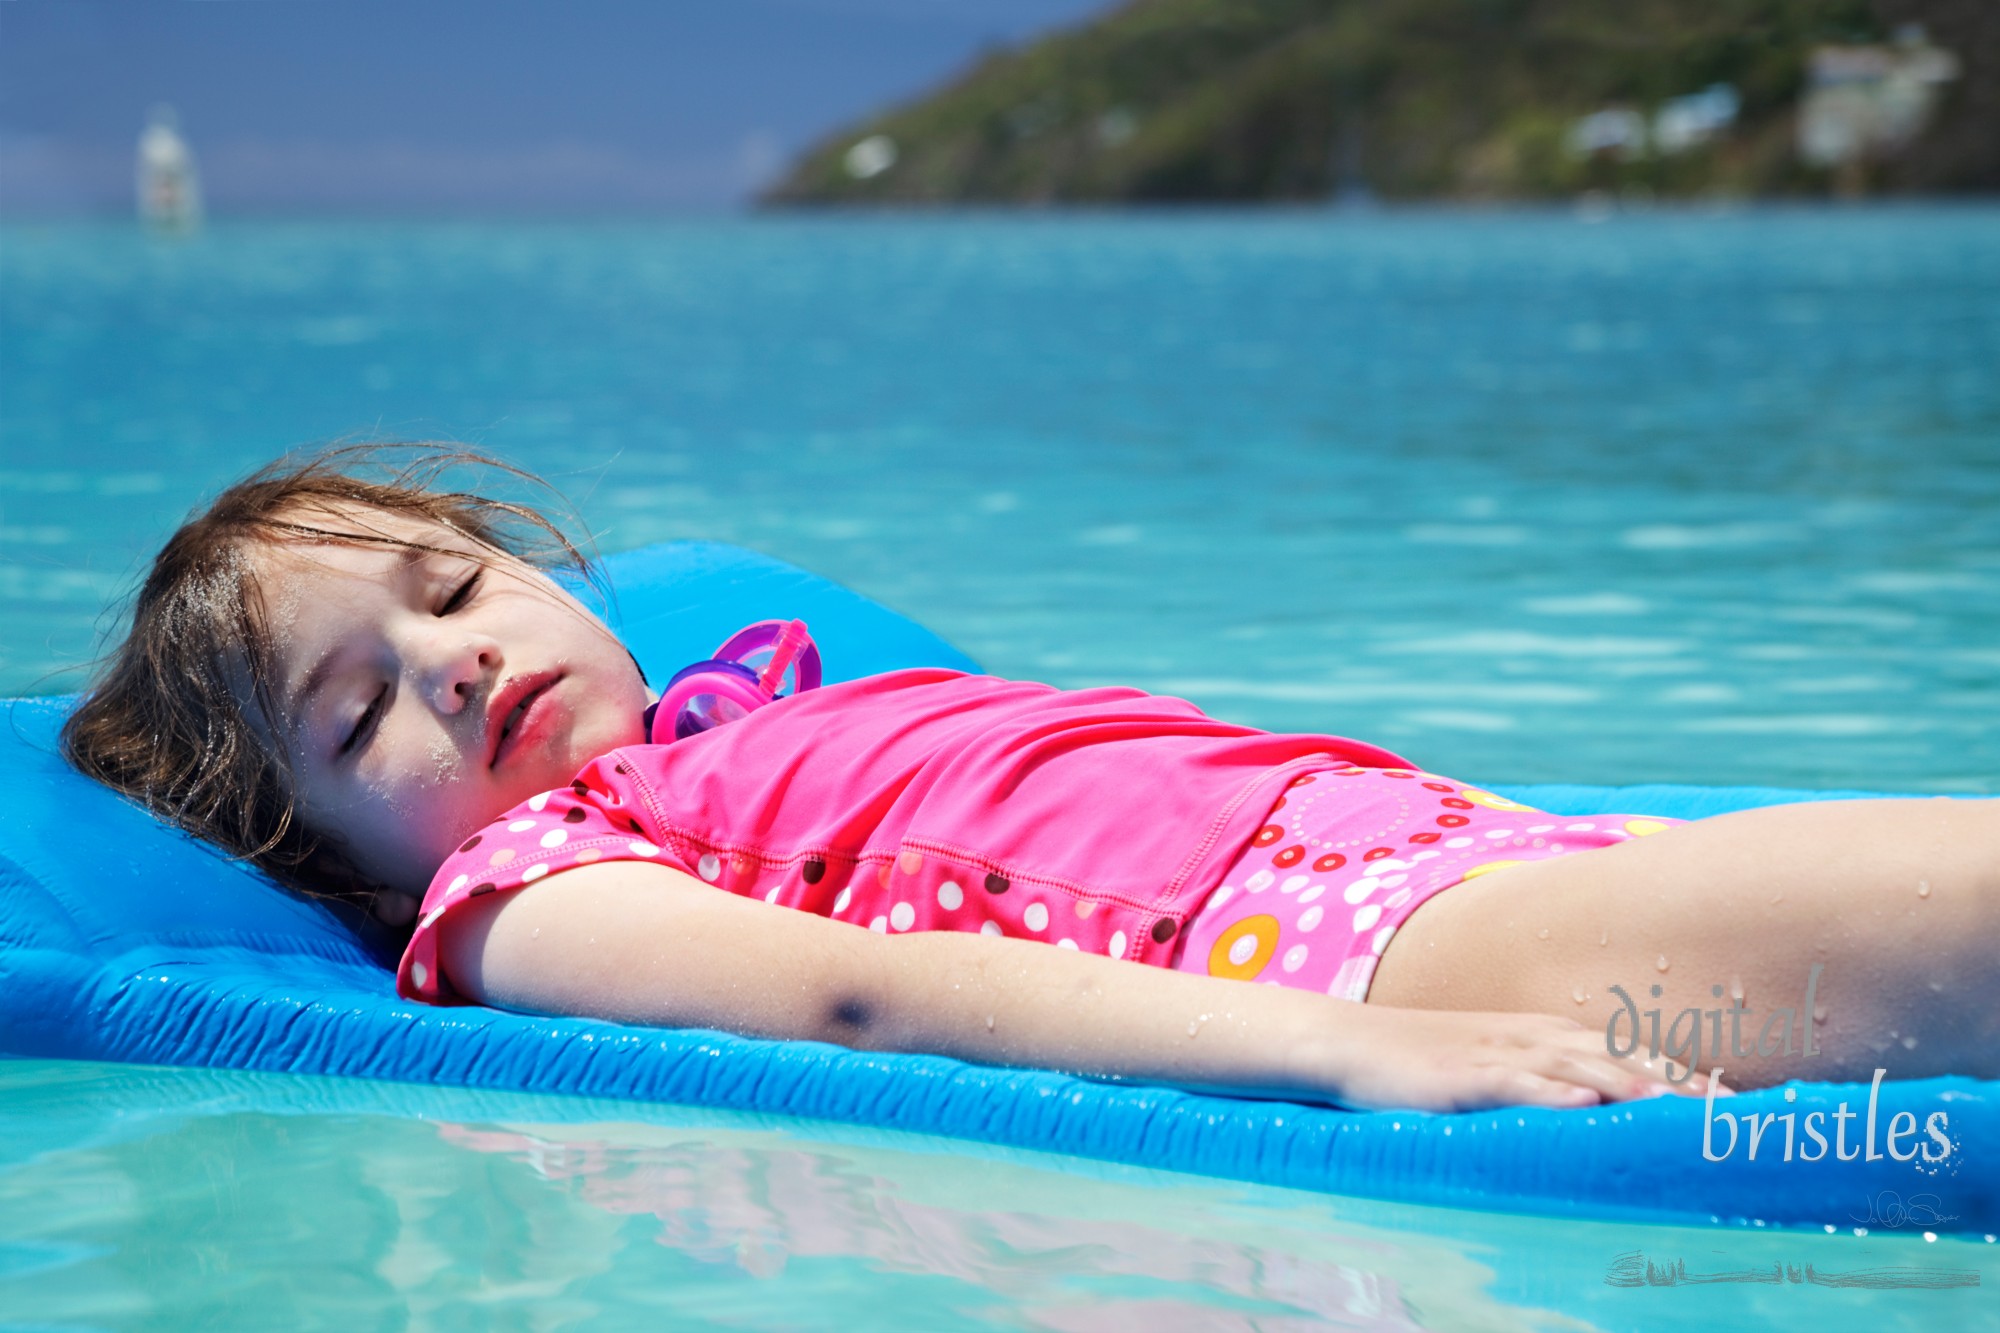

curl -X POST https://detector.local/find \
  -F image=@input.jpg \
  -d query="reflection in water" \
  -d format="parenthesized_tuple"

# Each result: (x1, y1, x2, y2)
(433, 1122, 1429, 1329)
(5, 1061, 1995, 1329)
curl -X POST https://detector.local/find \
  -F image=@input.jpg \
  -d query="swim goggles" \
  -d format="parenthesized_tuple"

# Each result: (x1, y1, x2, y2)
(645, 619, 822, 744)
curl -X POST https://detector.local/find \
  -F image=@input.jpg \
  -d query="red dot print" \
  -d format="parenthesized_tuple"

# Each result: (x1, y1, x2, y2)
(1383, 770, 1414, 779)
(1441, 798, 1474, 810)
(1252, 824, 1283, 848)
(458, 835, 482, 853)
(1272, 796, 1287, 811)
(1289, 775, 1317, 788)
(1422, 782, 1454, 793)
(1312, 852, 1347, 873)
(1273, 846, 1305, 869)
(1409, 832, 1441, 845)
(1363, 847, 1395, 862)
(1438, 814, 1470, 828)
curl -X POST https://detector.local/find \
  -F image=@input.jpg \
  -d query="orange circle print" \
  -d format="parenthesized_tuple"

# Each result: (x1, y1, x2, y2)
(1207, 914, 1282, 981)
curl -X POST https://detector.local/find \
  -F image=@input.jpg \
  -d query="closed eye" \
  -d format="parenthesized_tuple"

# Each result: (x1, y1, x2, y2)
(439, 569, 481, 614)
(340, 686, 387, 757)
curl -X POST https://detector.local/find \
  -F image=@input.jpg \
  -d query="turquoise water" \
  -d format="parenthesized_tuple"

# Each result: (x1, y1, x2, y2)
(5, 209, 1999, 789)
(3, 1060, 1994, 1332)
(4, 210, 2000, 1327)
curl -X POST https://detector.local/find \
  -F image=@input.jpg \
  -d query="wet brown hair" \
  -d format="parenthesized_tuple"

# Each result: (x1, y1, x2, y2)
(60, 444, 599, 919)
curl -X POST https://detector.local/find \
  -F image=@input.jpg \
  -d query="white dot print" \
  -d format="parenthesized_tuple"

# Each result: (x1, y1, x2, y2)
(411, 961, 428, 989)
(1298, 905, 1324, 932)
(980, 920, 1003, 937)
(696, 853, 720, 881)
(1372, 924, 1398, 955)
(528, 792, 549, 812)
(1245, 869, 1275, 893)
(765, 886, 782, 904)
(448, 874, 468, 893)
(522, 863, 548, 882)
(1279, 874, 1311, 894)
(507, 820, 536, 833)
(1282, 945, 1308, 973)
(890, 902, 915, 931)
(1209, 886, 1235, 910)
(1228, 934, 1259, 966)
(1565, 823, 1596, 833)
(1297, 885, 1324, 904)
(938, 880, 964, 911)
(629, 841, 660, 858)
(1445, 836, 1474, 849)
(1352, 903, 1383, 932)
(1344, 877, 1380, 904)
(1108, 931, 1128, 957)
(1058, 938, 1078, 950)
(833, 887, 853, 914)
(1023, 902, 1049, 932)
(539, 829, 568, 849)
(1484, 828, 1513, 840)
(869, 916, 888, 933)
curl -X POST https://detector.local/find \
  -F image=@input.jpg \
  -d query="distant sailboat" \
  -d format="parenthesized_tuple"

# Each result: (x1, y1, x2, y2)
(136, 104, 203, 232)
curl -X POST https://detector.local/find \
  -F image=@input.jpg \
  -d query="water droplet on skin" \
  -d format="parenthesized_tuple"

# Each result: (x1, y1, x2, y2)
(1901, 1034, 1919, 1050)
(985, 1015, 995, 1032)
(1571, 987, 1589, 1004)
(1917, 880, 1932, 899)
(1655, 955, 1670, 972)
(1813, 1004, 1829, 1022)
(1729, 977, 1744, 1002)
(1598, 929, 1609, 947)
(1536, 927, 1550, 940)
(531, 928, 541, 939)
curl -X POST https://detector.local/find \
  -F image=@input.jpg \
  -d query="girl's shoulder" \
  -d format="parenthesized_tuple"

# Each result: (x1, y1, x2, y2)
(397, 752, 668, 1003)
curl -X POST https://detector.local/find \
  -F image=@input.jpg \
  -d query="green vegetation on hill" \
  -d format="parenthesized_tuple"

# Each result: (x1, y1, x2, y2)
(765, 0, 1994, 204)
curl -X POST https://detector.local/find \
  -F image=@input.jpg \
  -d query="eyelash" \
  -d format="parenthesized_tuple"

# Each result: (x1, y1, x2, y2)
(439, 569, 481, 615)
(337, 570, 482, 757)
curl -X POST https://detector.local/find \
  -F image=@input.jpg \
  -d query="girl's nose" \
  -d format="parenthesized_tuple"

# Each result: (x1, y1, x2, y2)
(417, 632, 500, 715)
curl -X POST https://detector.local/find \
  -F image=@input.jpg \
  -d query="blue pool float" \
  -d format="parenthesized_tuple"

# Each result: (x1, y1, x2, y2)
(2, 541, 1991, 1231)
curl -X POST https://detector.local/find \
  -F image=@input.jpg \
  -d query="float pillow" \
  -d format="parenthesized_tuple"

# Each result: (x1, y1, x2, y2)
(0, 541, 1990, 1231)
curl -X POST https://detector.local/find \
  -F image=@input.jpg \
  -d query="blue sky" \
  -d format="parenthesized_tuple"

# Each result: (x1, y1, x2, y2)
(0, 0, 1112, 214)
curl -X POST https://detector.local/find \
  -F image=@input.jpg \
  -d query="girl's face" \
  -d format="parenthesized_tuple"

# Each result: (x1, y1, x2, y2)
(250, 506, 651, 901)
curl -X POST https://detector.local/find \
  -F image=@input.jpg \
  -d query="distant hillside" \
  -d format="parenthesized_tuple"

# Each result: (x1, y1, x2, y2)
(764, 0, 1995, 204)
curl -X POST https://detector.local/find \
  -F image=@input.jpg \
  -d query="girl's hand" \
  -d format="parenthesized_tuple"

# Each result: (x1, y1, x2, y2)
(1311, 1005, 1728, 1113)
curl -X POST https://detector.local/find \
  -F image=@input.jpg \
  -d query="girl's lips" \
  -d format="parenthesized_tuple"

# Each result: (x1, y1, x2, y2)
(489, 674, 560, 769)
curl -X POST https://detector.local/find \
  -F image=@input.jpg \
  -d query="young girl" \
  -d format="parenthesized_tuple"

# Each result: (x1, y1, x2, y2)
(64, 448, 1997, 1114)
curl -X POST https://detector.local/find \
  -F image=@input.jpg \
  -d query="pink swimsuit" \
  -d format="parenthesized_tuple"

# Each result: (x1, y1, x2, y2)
(398, 670, 1675, 1005)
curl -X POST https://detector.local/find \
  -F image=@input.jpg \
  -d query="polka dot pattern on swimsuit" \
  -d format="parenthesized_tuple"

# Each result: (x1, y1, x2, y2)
(1173, 765, 1681, 1002)
(396, 748, 1151, 1004)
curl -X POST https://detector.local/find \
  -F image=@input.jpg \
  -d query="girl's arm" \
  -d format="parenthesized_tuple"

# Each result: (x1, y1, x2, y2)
(438, 862, 1708, 1112)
